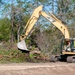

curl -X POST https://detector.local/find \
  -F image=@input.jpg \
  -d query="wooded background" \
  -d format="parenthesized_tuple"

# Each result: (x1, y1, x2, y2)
(0, 0, 75, 56)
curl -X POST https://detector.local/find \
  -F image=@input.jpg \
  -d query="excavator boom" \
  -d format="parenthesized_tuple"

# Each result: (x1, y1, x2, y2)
(40, 11, 70, 39)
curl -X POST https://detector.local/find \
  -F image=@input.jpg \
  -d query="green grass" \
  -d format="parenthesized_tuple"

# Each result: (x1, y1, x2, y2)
(0, 49, 27, 63)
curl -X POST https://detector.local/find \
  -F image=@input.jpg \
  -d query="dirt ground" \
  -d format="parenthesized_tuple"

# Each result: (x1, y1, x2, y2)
(0, 62, 75, 75)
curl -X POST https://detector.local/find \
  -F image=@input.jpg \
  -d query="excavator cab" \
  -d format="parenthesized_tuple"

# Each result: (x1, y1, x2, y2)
(61, 38, 75, 54)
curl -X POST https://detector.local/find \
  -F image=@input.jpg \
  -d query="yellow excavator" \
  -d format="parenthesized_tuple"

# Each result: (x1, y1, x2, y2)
(17, 5, 75, 63)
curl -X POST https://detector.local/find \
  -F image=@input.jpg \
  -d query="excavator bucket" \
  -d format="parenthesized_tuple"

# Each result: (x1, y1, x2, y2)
(17, 40, 29, 52)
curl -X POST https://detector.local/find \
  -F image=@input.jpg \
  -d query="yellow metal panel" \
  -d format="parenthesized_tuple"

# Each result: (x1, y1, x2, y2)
(74, 41, 75, 46)
(62, 52, 75, 55)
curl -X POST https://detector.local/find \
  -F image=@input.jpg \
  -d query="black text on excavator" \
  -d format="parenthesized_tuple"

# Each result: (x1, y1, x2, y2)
(17, 5, 75, 63)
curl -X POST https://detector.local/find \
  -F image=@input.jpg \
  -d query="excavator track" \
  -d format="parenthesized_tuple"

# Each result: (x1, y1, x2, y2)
(67, 56, 75, 63)
(50, 55, 60, 62)
(50, 55, 75, 63)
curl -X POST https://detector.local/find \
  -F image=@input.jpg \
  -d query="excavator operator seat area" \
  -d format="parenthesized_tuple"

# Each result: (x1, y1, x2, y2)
(62, 39, 75, 52)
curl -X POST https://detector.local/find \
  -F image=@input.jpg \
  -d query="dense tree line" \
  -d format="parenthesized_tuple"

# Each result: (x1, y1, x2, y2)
(0, 0, 75, 55)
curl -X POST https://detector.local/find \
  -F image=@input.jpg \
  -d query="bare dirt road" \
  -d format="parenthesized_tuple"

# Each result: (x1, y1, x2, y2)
(0, 62, 75, 75)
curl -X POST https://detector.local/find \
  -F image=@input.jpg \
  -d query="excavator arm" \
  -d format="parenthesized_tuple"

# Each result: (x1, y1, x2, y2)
(20, 5, 43, 40)
(17, 5, 70, 51)
(17, 5, 43, 51)
(40, 11, 70, 39)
